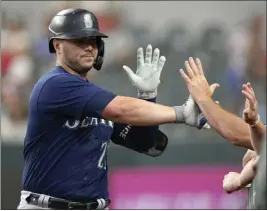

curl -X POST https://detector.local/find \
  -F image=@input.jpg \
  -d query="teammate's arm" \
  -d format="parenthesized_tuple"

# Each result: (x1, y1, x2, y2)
(179, 57, 253, 149)
(242, 82, 266, 154)
(196, 97, 252, 149)
(223, 156, 259, 194)
(248, 122, 266, 154)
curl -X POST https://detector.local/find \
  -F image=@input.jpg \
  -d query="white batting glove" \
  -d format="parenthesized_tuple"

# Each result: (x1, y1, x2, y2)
(180, 98, 219, 129)
(182, 95, 210, 129)
(123, 44, 166, 99)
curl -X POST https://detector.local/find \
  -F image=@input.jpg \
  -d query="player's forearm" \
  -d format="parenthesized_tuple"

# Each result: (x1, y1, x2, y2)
(103, 96, 176, 126)
(249, 121, 266, 154)
(196, 97, 252, 149)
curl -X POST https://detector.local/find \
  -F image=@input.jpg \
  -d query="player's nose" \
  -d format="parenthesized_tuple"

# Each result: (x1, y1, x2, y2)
(84, 44, 93, 51)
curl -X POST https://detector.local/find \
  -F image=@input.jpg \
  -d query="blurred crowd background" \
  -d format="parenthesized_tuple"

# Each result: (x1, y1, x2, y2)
(1, 1, 266, 209)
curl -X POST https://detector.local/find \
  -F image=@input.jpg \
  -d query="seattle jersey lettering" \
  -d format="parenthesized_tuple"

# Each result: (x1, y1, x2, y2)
(64, 117, 114, 129)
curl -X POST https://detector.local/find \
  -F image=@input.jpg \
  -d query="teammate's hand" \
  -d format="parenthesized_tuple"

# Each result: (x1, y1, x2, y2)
(179, 57, 220, 102)
(242, 149, 257, 167)
(182, 95, 210, 129)
(223, 172, 241, 194)
(242, 82, 259, 126)
(123, 44, 166, 99)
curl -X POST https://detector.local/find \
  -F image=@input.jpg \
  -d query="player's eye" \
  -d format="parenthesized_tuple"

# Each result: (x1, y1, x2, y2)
(72, 38, 97, 46)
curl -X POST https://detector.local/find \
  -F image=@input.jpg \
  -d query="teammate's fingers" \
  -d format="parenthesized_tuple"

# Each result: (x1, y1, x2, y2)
(188, 57, 199, 75)
(137, 47, 144, 69)
(246, 82, 257, 101)
(243, 83, 254, 96)
(242, 90, 256, 108)
(152, 48, 160, 68)
(179, 69, 191, 83)
(209, 83, 220, 95)
(242, 84, 248, 92)
(247, 90, 257, 107)
(247, 82, 254, 93)
(224, 173, 229, 178)
(243, 108, 249, 114)
(157, 56, 166, 73)
(196, 58, 204, 75)
(242, 86, 253, 98)
(243, 84, 257, 104)
(245, 98, 249, 108)
(243, 154, 255, 167)
(145, 44, 152, 64)
(184, 60, 195, 78)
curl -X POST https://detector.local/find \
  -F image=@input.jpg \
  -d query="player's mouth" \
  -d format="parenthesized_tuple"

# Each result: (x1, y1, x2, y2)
(82, 55, 94, 58)
(81, 55, 94, 61)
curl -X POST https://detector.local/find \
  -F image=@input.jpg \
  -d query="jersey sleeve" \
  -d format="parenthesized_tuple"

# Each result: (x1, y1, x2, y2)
(37, 74, 116, 118)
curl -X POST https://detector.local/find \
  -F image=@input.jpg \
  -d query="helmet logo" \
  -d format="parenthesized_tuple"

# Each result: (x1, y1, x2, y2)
(84, 14, 93, 28)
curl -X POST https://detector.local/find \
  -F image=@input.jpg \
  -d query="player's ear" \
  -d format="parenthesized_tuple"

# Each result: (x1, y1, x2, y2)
(53, 39, 61, 54)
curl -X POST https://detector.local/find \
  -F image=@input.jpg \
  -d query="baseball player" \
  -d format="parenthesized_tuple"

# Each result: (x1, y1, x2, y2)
(17, 8, 209, 210)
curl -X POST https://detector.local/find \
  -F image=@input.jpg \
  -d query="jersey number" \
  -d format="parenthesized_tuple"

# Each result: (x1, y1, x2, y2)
(98, 142, 108, 170)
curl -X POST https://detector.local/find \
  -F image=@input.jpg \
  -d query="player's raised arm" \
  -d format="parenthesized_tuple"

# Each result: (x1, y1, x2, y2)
(100, 43, 174, 126)
(101, 45, 209, 128)
(110, 45, 167, 157)
(179, 57, 253, 149)
(39, 68, 207, 129)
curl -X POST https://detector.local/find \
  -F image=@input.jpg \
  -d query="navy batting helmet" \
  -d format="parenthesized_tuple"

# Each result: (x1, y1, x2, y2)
(48, 8, 108, 70)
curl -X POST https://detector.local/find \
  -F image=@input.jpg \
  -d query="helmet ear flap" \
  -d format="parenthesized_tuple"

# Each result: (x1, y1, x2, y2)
(49, 38, 56, 53)
(93, 39, 105, 71)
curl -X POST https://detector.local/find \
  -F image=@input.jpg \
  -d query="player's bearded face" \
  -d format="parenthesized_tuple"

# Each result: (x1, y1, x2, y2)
(62, 38, 98, 74)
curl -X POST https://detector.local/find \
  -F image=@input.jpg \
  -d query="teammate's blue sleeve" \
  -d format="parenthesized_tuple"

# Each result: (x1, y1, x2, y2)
(111, 98, 168, 156)
(37, 74, 116, 118)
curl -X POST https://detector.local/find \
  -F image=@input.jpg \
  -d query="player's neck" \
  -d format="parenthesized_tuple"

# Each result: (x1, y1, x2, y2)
(56, 61, 87, 80)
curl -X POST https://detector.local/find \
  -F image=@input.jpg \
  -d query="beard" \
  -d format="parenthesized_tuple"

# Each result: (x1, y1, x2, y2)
(65, 57, 94, 75)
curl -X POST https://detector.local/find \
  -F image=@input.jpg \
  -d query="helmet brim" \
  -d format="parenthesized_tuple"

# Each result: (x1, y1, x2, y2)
(58, 28, 108, 39)
(49, 29, 108, 53)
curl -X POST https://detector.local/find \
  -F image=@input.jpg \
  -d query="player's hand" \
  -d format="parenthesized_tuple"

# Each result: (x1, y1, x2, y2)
(179, 57, 220, 102)
(223, 172, 241, 194)
(242, 149, 257, 167)
(242, 82, 259, 126)
(182, 95, 210, 129)
(123, 44, 166, 99)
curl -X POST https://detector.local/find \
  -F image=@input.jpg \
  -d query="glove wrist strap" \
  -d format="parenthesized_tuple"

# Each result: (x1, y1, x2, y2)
(138, 90, 157, 99)
(173, 106, 185, 123)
